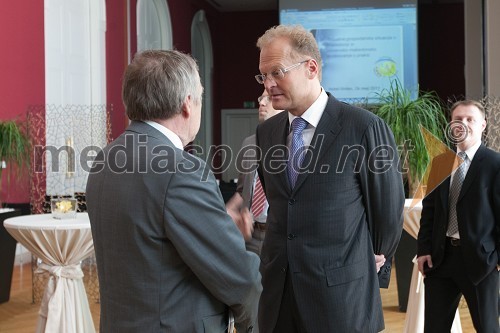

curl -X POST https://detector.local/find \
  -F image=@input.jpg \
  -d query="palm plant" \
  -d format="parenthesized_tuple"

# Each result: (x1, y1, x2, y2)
(373, 79, 447, 196)
(0, 119, 31, 205)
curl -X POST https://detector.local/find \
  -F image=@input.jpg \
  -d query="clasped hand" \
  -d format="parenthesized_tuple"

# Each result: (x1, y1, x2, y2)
(226, 194, 254, 241)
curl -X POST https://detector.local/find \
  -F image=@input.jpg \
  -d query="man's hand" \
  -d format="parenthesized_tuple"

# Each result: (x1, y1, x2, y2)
(226, 194, 253, 241)
(417, 255, 433, 276)
(374, 254, 386, 273)
(236, 207, 253, 241)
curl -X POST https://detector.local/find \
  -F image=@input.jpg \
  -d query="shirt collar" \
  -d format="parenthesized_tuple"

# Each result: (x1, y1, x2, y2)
(288, 88, 328, 130)
(458, 140, 481, 161)
(144, 120, 184, 150)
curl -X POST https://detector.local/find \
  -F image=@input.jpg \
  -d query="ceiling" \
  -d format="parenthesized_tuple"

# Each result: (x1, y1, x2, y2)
(205, 0, 278, 12)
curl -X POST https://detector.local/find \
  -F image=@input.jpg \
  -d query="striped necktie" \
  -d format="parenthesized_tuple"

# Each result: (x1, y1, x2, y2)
(287, 117, 308, 188)
(250, 176, 266, 217)
(447, 151, 469, 236)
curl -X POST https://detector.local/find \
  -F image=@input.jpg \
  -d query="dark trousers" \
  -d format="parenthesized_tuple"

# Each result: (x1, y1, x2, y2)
(424, 243, 499, 333)
(273, 267, 308, 333)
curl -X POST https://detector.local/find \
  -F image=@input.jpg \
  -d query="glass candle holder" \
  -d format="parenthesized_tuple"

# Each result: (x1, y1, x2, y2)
(51, 198, 78, 219)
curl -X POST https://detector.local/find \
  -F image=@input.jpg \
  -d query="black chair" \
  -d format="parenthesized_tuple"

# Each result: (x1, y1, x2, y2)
(0, 209, 23, 303)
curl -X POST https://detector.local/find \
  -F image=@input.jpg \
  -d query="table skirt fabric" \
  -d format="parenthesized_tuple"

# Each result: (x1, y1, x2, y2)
(6, 226, 95, 333)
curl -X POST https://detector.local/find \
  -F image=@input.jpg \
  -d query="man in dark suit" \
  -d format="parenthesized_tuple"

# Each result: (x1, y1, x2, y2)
(86, 50, 261, 333)
(226, 90, 283, 255)
(253, 25, 404, 333)
(417, 100, 500, 332)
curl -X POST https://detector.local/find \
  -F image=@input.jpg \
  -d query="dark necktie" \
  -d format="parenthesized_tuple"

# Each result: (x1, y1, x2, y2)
(287, 117, 308, 189)
(447, 151, 469, 235)
(250, 176, 266, 217)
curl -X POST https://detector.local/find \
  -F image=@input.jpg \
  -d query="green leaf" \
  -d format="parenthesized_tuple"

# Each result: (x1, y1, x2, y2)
(372, 78, 447, 192)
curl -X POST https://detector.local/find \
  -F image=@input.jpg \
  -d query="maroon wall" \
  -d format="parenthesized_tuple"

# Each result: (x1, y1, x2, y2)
(0, 1, 44, 203)
(419, 3, 465, 104)
(105, 0, 129, 140)
(212, 10, 278, 154)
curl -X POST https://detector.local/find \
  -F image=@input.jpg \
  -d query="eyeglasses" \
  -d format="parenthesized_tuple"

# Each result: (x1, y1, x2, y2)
(258, 95, 271, 104)
(255, 60, 309, 84)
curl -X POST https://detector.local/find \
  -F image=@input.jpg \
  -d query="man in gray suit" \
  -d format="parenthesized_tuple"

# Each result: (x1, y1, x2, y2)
(86, 50, 261, 333)
(254, 25, 404, 332)
(226, 90, 283, 255)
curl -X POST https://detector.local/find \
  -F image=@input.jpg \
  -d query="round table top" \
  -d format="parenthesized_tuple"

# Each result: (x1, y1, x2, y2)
(3, 212, 90, 230)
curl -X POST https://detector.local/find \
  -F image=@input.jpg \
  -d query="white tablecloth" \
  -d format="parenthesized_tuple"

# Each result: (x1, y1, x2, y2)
(402, 199, 462, 333)
(3, 213, 95, 333)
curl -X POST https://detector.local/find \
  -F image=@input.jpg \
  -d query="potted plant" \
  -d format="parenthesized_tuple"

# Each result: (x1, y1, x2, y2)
(0, 119, 31, 206)
(372, 79, 448, 197)
(0, 119, 30, 303)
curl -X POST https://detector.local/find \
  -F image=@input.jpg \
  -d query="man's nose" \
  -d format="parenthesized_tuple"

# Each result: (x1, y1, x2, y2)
(264, 77, 277, 90)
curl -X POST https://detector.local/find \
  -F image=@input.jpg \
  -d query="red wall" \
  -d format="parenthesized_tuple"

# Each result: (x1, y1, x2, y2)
(0, 1, 45, 119)
(105, 0, 129, 140)
(0, 1, 44, 204)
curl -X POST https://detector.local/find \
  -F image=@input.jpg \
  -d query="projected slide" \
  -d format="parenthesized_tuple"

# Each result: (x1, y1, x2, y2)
(280, 1, 418, 103)
(314, 26, 404, 100)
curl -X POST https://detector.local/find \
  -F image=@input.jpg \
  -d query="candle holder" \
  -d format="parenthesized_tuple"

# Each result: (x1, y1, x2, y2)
(51, 198, 78, 219)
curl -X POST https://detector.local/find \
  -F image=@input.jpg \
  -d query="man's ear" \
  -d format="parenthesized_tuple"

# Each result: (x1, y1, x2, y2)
(306, 59, 319, 78)
(181, 95, 192, 119)
(481, 118, 487, 132)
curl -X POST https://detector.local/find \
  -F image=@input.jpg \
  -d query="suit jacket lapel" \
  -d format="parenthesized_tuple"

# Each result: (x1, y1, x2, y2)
(292, 95, 342, 193)
(458, 144, 486, 201)
(439, 177, 451, 213)
(270, 113, 292, 194)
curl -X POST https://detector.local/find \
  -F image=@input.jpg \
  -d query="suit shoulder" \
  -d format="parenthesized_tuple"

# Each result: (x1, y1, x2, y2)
(482, 145, 500, 159)
(327, 94, 381, 126)
(479, 145, 500, 168)
(344, 103, 381, 124)
(240, 134, 256, 147)
(257, 111, 287, 133)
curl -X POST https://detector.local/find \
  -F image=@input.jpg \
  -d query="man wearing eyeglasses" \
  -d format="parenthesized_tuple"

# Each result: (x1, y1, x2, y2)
(253, 25, 404, 333)
(227, 90, 284, 256)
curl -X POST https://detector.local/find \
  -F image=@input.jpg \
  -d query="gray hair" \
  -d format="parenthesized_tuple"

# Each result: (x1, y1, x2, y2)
(257, 25, 322, 81)
(123, 50, 201, 121)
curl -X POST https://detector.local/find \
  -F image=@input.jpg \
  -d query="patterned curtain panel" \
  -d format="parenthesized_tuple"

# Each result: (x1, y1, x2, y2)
(28, 104, 112, 214)
(482, 96, 500, 152)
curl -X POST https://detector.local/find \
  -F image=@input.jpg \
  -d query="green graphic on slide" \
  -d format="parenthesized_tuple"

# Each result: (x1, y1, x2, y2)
(374, 58, 397, 77)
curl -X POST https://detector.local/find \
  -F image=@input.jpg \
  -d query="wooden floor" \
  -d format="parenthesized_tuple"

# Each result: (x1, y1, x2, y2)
(0, 262, 474, 332)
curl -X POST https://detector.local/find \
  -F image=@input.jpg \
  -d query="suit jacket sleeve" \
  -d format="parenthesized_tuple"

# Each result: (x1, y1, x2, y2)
(360, 117, 405, 288)
(417, 156, 441, 257)
(163, 155, 262, 331)
(235, 135, 259, 206)
(494, 169, 500, 266)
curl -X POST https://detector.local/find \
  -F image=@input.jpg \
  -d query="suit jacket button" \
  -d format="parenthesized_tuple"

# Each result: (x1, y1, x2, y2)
(288, 199, 296, 205)
(287, 233, 296, 240)
(281, 267, 287, 273)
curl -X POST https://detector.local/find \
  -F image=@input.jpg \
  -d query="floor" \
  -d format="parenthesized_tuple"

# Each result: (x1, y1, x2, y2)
(0, 262, 474, 332)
